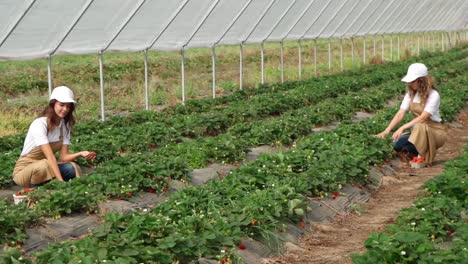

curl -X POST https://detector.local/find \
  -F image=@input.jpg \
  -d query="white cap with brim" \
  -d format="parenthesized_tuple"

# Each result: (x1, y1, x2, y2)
(401, 63, 428, 83)
(50, 86, 75, 104)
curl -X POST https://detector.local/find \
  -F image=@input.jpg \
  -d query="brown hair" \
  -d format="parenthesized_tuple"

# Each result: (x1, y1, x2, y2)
(407, 75, 438, 106)
(41, 99, 76, 135)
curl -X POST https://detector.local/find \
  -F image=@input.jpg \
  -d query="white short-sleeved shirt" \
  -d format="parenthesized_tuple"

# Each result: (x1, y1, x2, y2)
(20, 117, 71, 156)
(400, 89, 442, 122)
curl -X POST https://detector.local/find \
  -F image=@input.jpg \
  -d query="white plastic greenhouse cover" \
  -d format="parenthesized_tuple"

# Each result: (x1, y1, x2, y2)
(0, 0, 467, 61)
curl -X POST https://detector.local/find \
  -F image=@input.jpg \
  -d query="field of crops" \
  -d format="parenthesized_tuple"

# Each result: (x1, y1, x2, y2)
(1, 45, 467, 263)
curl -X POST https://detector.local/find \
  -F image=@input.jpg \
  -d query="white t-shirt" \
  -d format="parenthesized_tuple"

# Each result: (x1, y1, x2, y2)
(20, 117, 71, 156)
(400, 89, 442, 122)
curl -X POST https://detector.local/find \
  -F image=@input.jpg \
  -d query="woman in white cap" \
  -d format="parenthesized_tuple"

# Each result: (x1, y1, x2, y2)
(376, 63, 447, 165)
(13, 86, 96, 187)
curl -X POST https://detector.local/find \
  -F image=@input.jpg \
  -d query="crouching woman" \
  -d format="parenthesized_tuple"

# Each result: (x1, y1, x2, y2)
(376, 63, 447, 165)
(13, 86, 96, 187)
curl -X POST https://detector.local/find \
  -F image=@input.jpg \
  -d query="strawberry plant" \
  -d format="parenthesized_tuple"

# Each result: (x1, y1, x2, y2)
(0, 199, 39, 245)
(352, 149, 468, 264)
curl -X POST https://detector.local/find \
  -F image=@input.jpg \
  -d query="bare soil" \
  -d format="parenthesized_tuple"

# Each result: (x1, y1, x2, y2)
(261, 108, 468, 264)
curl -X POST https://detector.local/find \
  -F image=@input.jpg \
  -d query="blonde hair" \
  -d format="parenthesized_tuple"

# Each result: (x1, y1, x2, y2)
(407, 75, 437, 106)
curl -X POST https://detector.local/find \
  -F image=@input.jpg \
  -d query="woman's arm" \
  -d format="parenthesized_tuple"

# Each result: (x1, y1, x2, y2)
(375, 108, 407, 138)
(40, 144, 64, 181)
(391, 111, 431, 141)
(59, 144, 96, 162)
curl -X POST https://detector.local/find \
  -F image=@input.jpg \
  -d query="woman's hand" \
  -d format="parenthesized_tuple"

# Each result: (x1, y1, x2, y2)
(392, 127, 405, 142)
(375, 131, 389, 138)
(81, 151, 97, 160)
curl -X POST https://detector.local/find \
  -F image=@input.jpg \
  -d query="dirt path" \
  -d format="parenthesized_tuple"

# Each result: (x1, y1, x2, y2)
(261, 108, 468, 264)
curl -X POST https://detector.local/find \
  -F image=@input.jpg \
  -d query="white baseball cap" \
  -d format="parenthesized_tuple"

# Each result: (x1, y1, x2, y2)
(401, 63, 428, 83)
(50, 86, 75, 104)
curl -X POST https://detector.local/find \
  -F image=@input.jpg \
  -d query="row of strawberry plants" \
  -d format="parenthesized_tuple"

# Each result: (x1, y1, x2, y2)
(0, 78, 398, 249)
(8, 78, 467, 263)
(0, 66, 405, 187)
(0, 59, 460, 260)
(66, 47, 468, 137)
(227, 59, 467, 146)
(351, 148, 468, 264)
(69, 57, 413, 156)
(0, 49, 465, 190)
(0, 110, 392, 263)
(4, 59, 467, 220)
(0, 59, 406, 186)
(0, 63, 465, 230)
(0, 47, 463, 154)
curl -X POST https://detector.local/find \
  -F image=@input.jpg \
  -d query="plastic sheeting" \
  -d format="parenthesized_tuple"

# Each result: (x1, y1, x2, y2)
(0, 0, 466, 61)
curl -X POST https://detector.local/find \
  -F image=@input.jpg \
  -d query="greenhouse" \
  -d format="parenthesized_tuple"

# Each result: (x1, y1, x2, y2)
(0, 0, 467, 263)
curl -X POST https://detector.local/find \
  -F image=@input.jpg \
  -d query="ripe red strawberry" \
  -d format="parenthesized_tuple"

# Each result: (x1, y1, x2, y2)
(16, 191, 22, 196)
(332, 191, 339, 199)
(126, 192, 132, 198)
(148, 188, 155, 193)
(239, 243, 247, 250)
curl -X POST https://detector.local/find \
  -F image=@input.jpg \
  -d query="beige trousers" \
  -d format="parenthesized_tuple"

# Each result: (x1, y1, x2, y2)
(408, 121, 447, 165)
(408, 101, 447, 165)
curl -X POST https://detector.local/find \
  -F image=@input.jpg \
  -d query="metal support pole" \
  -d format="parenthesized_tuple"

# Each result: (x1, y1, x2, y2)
(314, 39, 318, 77)
(211, 46, 216, 99)
(432, 32, 435, 52)
(373, 35, 376, 58)
(47, 55, 53, 96)
(441, 32, 444, 51)
(98, 52, 105, 121)
(405, 33, 408, 54)
(351, 37, 354, 68)
(446, 31, 452, 49)
(390, 34, 393, 61)
(328, 38, 332, 73)
(260, 42, 265, 84)
(181, 48, 186, 104)
(417, 33, 420, 56)
(280, 41, 284, 83)
(144, 49, 149, 110)
(436, 32, 439, 51)
(422, 32, 425, 50)
(239, 43, 243, 90)
(397, 34, 400, 60)
(363, 36, 366, 65)
(340, 38, 343, 72)
(298, 40, 302, 80)
(381, 35, 384, 62)
(411, 32, 414, 54)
